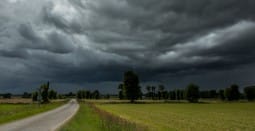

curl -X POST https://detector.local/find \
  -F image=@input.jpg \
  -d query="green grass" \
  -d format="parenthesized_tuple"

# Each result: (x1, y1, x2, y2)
(0, 102, 65, 125)
(61, 102, 144, 131)
(97, 102, 255, 131)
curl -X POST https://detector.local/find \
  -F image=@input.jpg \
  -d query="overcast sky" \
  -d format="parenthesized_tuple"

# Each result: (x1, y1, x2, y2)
(1, 0, 255, 93)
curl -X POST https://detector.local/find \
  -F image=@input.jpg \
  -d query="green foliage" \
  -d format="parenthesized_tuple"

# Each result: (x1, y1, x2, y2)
(225, 84, 240, 101)
(2, 93, 12, 99)
(146, 86, 152, 99)
(48, 89, 57, 99)
(40, 82, 50, 103)
(123, 71, 141, 103)
(244, 86, 255, 101)
(77, 90, 100, 99)
(22, 92, 32, 98)
(92, 90, 100, 99)
(185, 83, 200, 103)
(218, 89, 225, 100)
(200, 90, 217, 99)
(158, 85, 165, 100)
(169, 90, 176, 100)
(32, 92, 38, 101)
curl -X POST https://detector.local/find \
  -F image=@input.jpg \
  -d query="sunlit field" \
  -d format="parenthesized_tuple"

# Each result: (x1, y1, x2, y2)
(97, 102, 255, 131)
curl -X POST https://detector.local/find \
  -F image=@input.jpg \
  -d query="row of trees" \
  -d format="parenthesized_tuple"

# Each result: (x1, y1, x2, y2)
(0, 93, 12, 99)
(117, 71, 255, 103)
(76, 90, 100, 99)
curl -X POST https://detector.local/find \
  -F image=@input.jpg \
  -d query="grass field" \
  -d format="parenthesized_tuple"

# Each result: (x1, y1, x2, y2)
(61, 102, 144, 131)
(97, 102, 255, 131)
(0, 101, 65, 125)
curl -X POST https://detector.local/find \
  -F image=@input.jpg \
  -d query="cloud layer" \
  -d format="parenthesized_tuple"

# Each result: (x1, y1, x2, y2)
(1, 0, 255, 93)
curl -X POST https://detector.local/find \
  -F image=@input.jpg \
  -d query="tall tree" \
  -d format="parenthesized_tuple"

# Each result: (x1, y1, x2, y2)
(158, 85, 165, 100)
(244, 86, 255, 101)
(146, 86, 152, 99)
(225, 84, 240, 101)
(151, 86, 156, 100)
(218, 89, 225, 100)
(185, 83, 200, 103)
(93, 90, 100, 99)
(40, 82, 50, 103)
(123, 71, 141, 103)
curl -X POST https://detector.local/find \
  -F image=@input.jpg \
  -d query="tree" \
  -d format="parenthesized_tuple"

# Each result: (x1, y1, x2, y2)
(49, 89, 57, 99)
(162, 91, 169, 100)
(151, 86, 156, 100)
(40, 82, 50, 103)
(3, 93, 11, 99)
(32, 92, 38, 101)
(146, 86, 152, 99)
(118, 84, 125, 100)
(218, 89, 225, 100)
(22, 92, 31, 98)
(158, 85, 165, 100)
(244, 86, 255, 101)
(123, 71, 141, 103)
(169, 90, 176, 100)
(185, 83, 200, 103)
(225, 84, 240, 101)
(92, 90, 100, 99)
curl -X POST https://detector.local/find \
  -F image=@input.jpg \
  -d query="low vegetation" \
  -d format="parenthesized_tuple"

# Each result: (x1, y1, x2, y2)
(0, 101, 65, 125)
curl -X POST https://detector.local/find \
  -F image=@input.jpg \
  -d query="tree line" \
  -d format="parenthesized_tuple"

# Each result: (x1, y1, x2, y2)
(118, 71, 255, 103)
(76, 90, 100, 99)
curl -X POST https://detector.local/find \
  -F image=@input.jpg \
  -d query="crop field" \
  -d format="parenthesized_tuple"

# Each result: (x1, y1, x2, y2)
(0, 98, 32, 104)
(0, 102, 65, 125)
(97, 102, 255, 131)
(61, 102, 144, 131)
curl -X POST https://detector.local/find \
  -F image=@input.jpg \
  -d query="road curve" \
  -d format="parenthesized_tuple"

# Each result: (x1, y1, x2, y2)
(0, 99, 79, 131)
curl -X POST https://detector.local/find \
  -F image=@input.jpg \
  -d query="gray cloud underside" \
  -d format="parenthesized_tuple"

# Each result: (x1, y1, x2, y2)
(1, 0, 255, 93)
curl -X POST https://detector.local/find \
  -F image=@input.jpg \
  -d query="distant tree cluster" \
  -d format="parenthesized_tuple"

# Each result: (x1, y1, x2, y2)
(0, 93, 12, 99)
(22, 92, 32, 98)
(32, 82, 58, 103)
(77, 90, 100, 99)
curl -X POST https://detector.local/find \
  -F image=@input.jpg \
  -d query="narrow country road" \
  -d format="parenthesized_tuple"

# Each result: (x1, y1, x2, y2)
(0, 99, 79, 131)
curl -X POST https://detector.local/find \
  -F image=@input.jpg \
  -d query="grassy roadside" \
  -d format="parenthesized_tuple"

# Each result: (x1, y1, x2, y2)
(0, 101, 66, 125)
(61, 101, 146, 131)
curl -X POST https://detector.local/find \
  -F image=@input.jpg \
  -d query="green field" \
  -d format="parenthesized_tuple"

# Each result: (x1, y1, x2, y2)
(61, 102, 142, 131)
(97, 102, 255, 131)
(0, 102, 64, 125)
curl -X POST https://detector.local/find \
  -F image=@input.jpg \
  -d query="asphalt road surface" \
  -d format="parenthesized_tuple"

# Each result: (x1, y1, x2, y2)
(0, 99, 79, 131)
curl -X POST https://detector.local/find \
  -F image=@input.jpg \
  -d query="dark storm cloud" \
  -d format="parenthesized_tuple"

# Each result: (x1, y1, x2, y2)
(1, 0, 255, 93)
